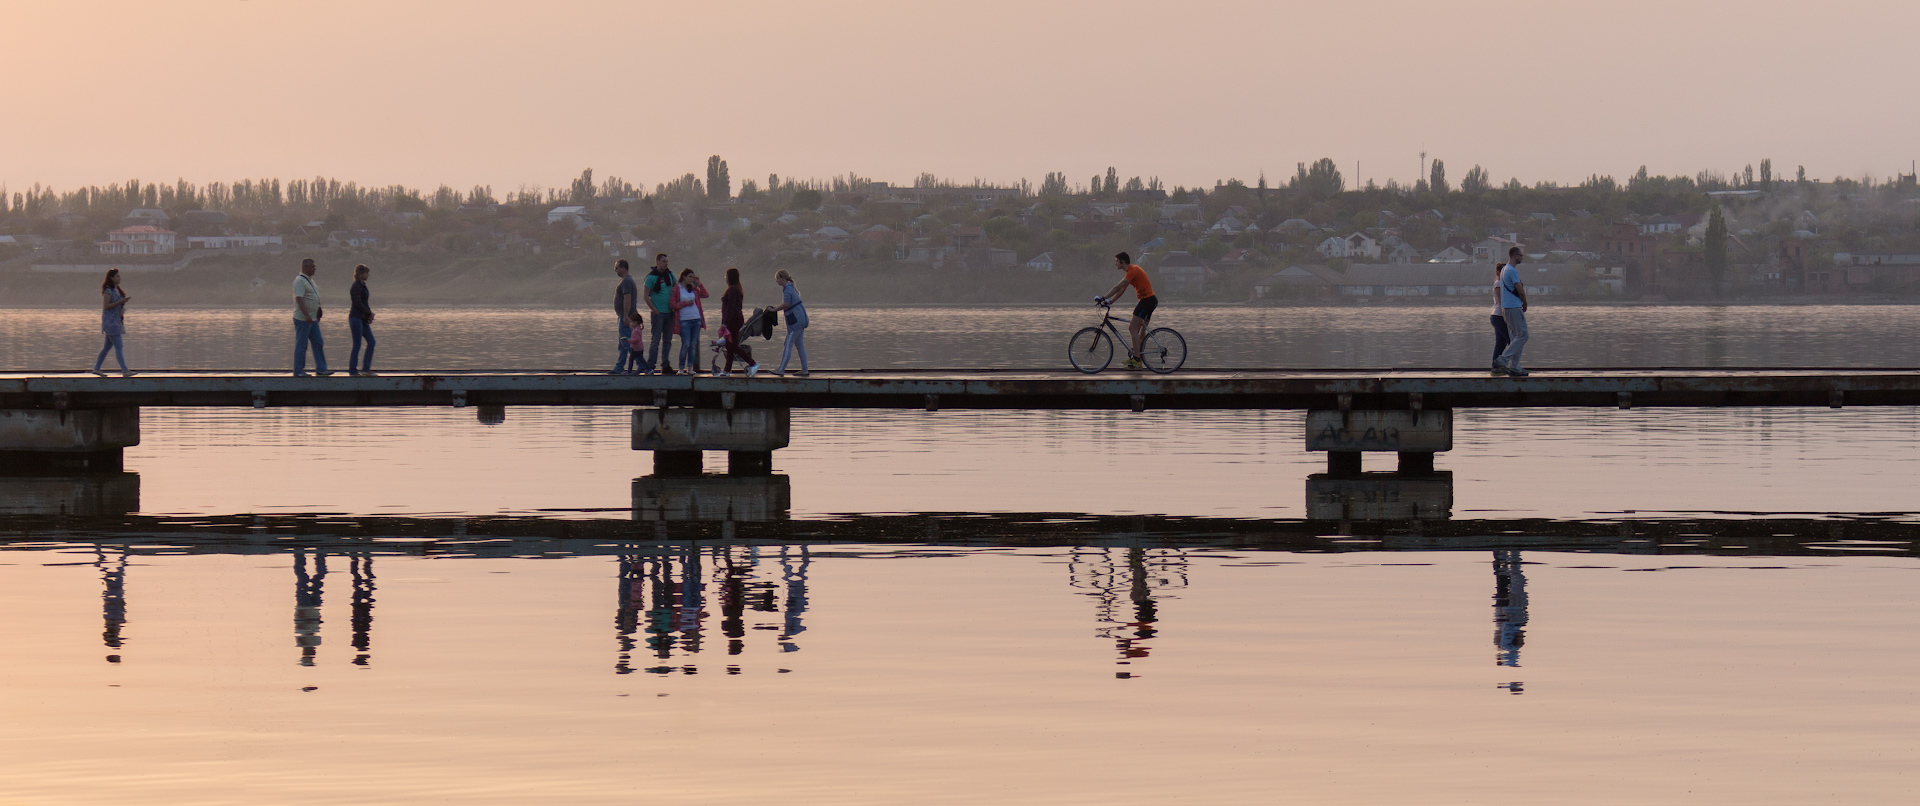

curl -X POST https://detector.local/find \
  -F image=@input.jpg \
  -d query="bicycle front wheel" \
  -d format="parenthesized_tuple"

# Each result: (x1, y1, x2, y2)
(1068, 327, 1114, 373)
(1142, 328, 1187, 374)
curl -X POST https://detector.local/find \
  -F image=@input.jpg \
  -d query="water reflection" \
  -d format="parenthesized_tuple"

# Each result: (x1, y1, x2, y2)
(95, 546, 128, 662)
(0, 472, 139, 516)
(1492, 550, 1529, 668)
(1069, 547, 1188, 677)
(15, 511, 1920, 677)
(614, 543, 810, 674)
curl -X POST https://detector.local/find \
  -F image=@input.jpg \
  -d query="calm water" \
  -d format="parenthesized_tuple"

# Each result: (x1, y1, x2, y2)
(2, 305, 1919, 804)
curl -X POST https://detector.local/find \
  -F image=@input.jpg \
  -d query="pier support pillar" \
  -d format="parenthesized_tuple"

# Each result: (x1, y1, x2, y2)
(653, 451, 704, 477)
(1326, 451, 1363, 476)
(728, 451, 774, 476)
(1397, 451, 1436, 475)
(0, 407, 139, 472)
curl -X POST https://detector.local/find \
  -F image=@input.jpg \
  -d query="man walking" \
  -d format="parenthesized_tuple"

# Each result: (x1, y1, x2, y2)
(643, 253, 676, 374)
(612, 259, 640, 374)
(1496, 246, 1530, 377)
(292, 258, 332, 377)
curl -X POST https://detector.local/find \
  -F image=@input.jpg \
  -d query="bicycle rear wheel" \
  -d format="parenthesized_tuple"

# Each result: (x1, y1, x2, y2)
(1068, 327, 1114, 373)
(1141, 327, 1187, 374)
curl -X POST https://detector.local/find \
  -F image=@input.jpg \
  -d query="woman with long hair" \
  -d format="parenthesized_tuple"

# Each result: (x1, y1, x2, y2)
(669, 268, 709, 375)
(91, 268, 135, 377)
(717, 267, 758, 377)
(771, 269, 809, 376)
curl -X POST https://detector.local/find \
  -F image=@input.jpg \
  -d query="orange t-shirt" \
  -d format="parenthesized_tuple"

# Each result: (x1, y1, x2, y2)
(1123, 264, 1154, 299)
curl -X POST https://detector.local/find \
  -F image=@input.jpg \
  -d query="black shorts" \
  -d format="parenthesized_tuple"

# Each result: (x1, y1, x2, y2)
(1131, 295, 1158, 322)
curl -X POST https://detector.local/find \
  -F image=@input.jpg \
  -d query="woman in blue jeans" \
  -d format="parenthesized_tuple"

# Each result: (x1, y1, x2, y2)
(92, 268, 135, 377)
(670, 269, 709, 375)
(771, 269, 809, 376)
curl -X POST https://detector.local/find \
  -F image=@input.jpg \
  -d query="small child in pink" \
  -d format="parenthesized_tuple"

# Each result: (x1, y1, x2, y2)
(626, 316, 646, 373)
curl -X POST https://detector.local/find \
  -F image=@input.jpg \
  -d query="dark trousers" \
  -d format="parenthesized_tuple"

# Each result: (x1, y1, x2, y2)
(1490, 314, 1511, 367)
(647, 312, 674, 371)
(349, 317, 375, 372)
(723, 330, 754, 372)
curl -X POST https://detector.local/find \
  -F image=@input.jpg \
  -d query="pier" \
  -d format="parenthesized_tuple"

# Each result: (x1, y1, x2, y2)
(4, 369, 1917, 471)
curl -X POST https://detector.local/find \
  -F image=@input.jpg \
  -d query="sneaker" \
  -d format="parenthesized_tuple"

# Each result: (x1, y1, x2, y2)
(316, 370, 335, 377)
(293, 372, 310, 378)
(1490, 364, 1508, 376)
(121, 370, 137, 378)
(746, 364, 760, 378)
(360, 371, 379, 377)
(1122, 359, 1144, 371)
(90, 369, 109, 377)
(715, 371, 731, 378)
(795, 370, 811, 377)
(1508, 368, 1531, 377)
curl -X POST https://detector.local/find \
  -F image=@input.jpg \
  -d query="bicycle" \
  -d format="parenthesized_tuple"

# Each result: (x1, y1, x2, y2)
(1067, 298, 1187, 374)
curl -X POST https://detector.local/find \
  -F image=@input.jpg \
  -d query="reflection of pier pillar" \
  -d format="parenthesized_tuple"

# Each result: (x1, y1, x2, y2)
(632, 474, 791, 522)
(0, 408, 139, 472)
(1306, 471, 1454, 521)
(1493, 550, 1529, 667)
(0, 472, 140, 516)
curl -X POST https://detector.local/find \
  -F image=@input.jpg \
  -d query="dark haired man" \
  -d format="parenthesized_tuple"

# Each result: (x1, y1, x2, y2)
(1496, 246, 1531, 377)
(643, 253, 677, 375)
(1097, 251, 1157, 370)
(611, 259, 639, 374)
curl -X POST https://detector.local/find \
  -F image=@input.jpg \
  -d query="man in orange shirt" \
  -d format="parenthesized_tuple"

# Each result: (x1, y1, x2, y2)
(1097, 251, 1158, 369)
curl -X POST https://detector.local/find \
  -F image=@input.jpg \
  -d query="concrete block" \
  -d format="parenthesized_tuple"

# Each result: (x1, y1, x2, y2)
(1306, 472, 1453, 521)
(632, 474, 791, 522)
(1305, 409, 1451, 453)
(0, 408, 139, 452)
(632, 408, 789, 452)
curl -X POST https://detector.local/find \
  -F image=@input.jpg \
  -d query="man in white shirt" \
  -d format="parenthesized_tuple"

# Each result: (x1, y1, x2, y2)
(1496, 247, 1530, 377)
(293, 258, 333, 377)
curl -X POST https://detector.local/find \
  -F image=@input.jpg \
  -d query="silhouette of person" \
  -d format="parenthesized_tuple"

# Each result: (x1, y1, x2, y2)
(1493, 550, 1529, 667)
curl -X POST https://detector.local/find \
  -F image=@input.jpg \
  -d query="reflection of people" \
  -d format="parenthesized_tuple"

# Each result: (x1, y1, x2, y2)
(96, 546, 128, 662)
(1493, 550, 1529, 667)
(92, 269, 135, 377)
(349, 553, 376, 666)
(1117, 548, 1159, 665)
(779, 544, 810, 652)
(294, 549, 327, 666)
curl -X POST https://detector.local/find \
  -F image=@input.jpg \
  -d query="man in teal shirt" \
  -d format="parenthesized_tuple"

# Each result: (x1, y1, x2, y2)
(643, 253, 676, 374)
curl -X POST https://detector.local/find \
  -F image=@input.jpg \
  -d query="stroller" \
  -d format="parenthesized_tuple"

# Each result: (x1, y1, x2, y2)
(710, 306, 779, 375)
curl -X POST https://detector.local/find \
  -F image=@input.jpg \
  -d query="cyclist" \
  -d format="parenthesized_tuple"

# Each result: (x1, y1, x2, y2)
(1096, 251, 1157, 370)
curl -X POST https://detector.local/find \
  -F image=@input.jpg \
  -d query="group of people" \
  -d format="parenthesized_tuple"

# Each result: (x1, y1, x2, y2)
(289, 258, 378, 377)
(611, 254, 811, 377)
(82, 247, 1531, 378)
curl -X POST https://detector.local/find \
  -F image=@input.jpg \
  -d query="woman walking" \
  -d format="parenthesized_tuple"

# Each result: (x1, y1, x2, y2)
(1488, 262, 1510, 375)
(91, 268, 135, 377)
(717, 268, 759, 377)
(772, 269, 809, 376)
(670, 269, 709, 375)
(348, 264, 377, 376)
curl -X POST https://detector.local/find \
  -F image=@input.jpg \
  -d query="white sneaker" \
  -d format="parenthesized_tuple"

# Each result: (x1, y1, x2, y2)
(746, 364, 760, 378)
(715, 371, 730, 377)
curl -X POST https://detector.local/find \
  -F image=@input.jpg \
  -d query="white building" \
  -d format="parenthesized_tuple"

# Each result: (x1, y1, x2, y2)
(98, 225, 177, 255)
(1025, 252, 1057, 271)
(546, 205, 592, 228)
(188, 235, 283, 249)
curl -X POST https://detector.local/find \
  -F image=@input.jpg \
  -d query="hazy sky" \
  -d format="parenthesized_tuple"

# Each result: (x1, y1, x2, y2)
(8, 0, 1918, 195)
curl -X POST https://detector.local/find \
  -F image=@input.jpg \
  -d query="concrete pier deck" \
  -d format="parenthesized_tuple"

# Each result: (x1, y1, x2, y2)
(3, 368, 1919, 410)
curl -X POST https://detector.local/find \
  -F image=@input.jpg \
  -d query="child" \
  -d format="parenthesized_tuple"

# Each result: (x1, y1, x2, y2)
(626, 314, 646, 374)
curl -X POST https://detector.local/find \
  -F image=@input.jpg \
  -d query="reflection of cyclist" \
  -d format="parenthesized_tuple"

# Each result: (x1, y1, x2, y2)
(1096, 251, 1157, 370)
